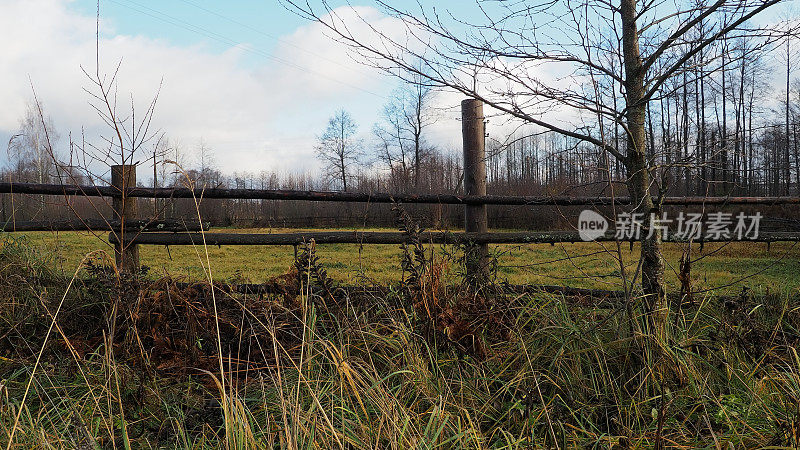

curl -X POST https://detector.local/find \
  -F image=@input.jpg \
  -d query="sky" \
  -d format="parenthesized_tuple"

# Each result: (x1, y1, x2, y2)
(0, 0, 796, 179)
(0, 0, 473, 177)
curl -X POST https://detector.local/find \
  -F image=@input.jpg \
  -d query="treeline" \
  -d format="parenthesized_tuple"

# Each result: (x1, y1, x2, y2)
(3, 120, 799, 230)
(0, 151, 561, 230)
(3, 32, 800, 230)
(3, 130, 798, 231)
(485, 52, 800, 198)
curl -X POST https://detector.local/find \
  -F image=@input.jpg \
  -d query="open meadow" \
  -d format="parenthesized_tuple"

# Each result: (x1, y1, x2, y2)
(14, 227, 800, 295)
(4, 0, 800, 445)
(1, 228, 800, 448)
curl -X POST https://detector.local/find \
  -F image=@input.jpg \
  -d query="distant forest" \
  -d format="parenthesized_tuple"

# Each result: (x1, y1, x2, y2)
(4, 34, 800, 230)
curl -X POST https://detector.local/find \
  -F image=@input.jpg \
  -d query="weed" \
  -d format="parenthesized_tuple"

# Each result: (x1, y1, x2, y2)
(1, 232, 800, 448)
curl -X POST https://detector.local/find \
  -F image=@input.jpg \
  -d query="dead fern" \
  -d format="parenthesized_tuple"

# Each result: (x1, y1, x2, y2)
(295, 239, 342, 305)
(393, 203, 427, 295)
(393, 203, 489, 359)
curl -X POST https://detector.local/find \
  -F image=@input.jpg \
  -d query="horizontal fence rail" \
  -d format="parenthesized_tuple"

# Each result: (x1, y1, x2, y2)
(108, 231, 800, 246)
(3, 98, 800, 285)
(3, 98, 797, 290)
(0, 219, 207, 233)
(3, 182, 800, 205)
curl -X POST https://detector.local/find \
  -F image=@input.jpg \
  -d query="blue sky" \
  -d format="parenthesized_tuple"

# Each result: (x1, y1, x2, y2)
(0, 0, 472, 176)
(69, 0, 475, 57)
(72, 0, 334, 67)
(1, 0, 796, 179)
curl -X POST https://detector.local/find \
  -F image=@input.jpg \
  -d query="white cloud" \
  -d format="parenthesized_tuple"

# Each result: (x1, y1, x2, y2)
(419, 55, 588, 153)
(0, 0, 415, 175)
(0, 0, 587, 182)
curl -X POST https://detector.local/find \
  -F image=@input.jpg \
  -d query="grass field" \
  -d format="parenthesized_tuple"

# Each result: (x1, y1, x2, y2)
(1, 229, 800, 447)
(12, 227, 800, 294)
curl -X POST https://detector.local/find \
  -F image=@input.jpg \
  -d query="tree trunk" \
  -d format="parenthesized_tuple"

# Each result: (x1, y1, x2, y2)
(621, 0, 667, 333)
(786, 38, 792, 196)
(721, 42, 728, 192)
(414, 134, 421, 190)
(341, 156, 348, 192)
(748, 87, 753, 194)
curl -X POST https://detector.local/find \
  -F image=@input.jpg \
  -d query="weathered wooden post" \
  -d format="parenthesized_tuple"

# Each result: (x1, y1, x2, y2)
(111, 164, 140, 273)
(461, 99, 489, 285)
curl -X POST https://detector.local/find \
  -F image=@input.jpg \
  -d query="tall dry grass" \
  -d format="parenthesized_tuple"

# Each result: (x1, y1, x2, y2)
(0, 224, 798, 448)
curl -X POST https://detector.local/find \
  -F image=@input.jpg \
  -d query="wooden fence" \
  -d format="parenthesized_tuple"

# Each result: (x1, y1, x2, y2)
(1, 99, 799, 278)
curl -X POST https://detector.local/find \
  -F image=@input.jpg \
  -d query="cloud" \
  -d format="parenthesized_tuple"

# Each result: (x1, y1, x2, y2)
(0, 0, 584, 181)
(417, 55, 589, 155)
(270, 6, 404, 99)
(0, 0, 414, 175)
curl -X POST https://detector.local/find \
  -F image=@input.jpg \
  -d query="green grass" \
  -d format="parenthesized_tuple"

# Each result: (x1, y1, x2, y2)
(14, 227, 800, 295)
(0, 232, 799, 448)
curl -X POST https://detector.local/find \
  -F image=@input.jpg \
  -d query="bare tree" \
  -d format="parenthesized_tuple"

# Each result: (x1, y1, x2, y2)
(316, 109, 361, 191)
(283, 0, 792, 333)
(373, 74, 437, 191)
(7, 100, 59, 184)
(373, 96, 412, 190)
(784, 30, 794, 195)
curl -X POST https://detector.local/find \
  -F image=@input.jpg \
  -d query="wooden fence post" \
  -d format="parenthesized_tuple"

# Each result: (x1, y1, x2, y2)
(461, 99, 489, 285)
(111, 164, 139, 273)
